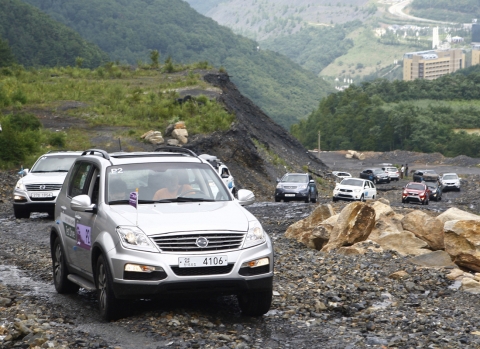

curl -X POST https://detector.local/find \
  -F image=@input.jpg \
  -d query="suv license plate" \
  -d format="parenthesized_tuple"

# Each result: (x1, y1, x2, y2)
(30, 192, 53, 198)
(178, 256, 228, 268)
(285, 194, 295, 197)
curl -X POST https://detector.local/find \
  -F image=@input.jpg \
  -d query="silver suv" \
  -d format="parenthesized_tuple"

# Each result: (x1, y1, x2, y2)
(50, 148, 273, 320)
(13, 151, 82, 218)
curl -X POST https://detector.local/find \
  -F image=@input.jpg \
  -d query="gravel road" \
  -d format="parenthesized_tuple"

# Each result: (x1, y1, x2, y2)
(2, 152, 480, 348)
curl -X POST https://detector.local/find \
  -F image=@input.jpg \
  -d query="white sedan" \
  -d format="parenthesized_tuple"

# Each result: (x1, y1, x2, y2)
(332, 178, 377, 202)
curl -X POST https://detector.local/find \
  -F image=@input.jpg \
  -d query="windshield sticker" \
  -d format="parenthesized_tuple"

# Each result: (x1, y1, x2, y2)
(110, 168, 123, 174)
(61, 213, 76, 240)
(76, 223, 92, 250)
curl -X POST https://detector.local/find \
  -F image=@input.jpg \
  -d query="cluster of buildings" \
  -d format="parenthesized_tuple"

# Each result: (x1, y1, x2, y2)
(403, 24, 480, 81)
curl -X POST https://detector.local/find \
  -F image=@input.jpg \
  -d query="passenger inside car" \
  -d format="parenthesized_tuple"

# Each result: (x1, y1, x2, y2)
(153, 171, 193, 200)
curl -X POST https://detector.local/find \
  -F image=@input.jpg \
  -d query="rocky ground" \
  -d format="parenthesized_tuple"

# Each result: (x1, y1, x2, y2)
(3, 154, 480, 349)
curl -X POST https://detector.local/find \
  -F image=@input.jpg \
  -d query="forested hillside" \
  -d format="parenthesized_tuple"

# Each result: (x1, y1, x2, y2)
(291, 65, 480, 158)
(21, 0, 333, 129)
(410, 0, 479, 23)
(261, 21, 361, 76)
(0, 0, 108, 68)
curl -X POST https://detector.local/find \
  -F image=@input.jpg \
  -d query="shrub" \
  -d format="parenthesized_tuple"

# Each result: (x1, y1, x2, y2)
(8, 112, 42, 131)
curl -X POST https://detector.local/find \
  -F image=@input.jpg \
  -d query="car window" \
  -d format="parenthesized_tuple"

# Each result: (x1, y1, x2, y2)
(68, 162, 93, 197)
(443, 174, 457, 180)
(31, 155, 78, 173)
(386, 167, 396, 172)
(373, 169, 383, 174)
(341, 178, 363, 187)
(406, 183, 425, 191)
(106, 162, 231, 203)
(282, 174, 307, 183)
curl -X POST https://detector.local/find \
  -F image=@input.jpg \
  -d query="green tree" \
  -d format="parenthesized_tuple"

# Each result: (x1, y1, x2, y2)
(0, 38, 16, 67)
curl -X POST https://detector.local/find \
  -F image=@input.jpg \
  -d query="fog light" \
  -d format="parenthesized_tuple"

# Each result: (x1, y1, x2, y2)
(241, 257, 269, 268)
(124, 264, 163, 273)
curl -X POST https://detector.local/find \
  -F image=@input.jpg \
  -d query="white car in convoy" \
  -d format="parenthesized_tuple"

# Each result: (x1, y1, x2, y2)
(440, 173, 461, 191)
(12, 151, 82, 218)
(332, 171, 352, 181)
(382, 166, 400, 181)
(332, 178, 377, 202)
(199, 154, 236, 196)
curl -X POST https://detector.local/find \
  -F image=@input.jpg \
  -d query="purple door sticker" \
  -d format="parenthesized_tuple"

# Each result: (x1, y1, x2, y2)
(76, 223, 92, 250)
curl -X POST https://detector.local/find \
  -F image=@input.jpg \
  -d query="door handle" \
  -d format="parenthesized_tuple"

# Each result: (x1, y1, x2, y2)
(61, 206, 67, 210)
(75, 215, 82, 220)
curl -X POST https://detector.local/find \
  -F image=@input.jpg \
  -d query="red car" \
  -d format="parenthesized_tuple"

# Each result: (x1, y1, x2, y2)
(402, 182, 430, 205)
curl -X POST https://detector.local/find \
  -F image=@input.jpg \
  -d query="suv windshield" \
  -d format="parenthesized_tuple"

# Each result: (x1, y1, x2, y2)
(31, 155, 78, 173)
(406, 183, 425, 190)
(281, 174, 308, 183)
(373, 169, 384, 174)
(443, 174, 458, 180)
(385, 167, 397, 172)
(107, 162, 231, 204)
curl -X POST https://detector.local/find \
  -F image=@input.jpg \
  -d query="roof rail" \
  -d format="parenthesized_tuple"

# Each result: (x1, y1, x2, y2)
(154, 146, 197, 157)
(81, 149, 110, 160)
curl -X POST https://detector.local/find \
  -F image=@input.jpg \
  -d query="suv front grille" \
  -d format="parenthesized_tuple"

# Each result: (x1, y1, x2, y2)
(152, 232, 245, 252)
(26, 184, 63, 191)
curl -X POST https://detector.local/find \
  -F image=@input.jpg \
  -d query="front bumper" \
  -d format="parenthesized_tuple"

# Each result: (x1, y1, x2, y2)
(274, 189, 309, 201)
(402, 194, 426, 203)
(13, 189, 58, 213)
(443, 183, 460, 191)
(108, 238, 274, 299)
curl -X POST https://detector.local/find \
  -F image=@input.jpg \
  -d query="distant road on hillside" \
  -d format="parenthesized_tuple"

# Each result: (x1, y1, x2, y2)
(388, 0, 451, 24)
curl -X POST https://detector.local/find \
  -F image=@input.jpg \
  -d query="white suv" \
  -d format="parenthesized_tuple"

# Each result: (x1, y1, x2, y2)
(440, 173, 461, 191)
(50, 148, 273, 320)
(13, 151, 81, 218)
(382, 166, 400, 181)
(333, 177, 377, 202)
(198, 154, 236, 196)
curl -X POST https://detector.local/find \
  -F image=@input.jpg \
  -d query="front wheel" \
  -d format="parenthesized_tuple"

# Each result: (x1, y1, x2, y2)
(311, 193, 317, 203)
(238, 289, 272, 316)
(14, 206, 30, 219)
(97, 255, 122, 321)
(359, 194, 365, 202)
(52, 237, 80, 294)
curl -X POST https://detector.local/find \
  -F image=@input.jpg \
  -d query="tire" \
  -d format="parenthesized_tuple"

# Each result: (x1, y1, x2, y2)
(304, 194, 310, 203)
(238, 289, 272, 316)
(275, 198, 280, 202)
(97, 255, 122, 321)
(311, 193, 317, 203)
(52, 237, 80, 294)
(333, 197, 338, 202)
(402, 199, 406, 204)
(372, 195, 375, 200)
(426, 199, 429, 205)
(373, 178, 378, 184)
(13, 206, 30, 219)
(359, 194, 365, 202)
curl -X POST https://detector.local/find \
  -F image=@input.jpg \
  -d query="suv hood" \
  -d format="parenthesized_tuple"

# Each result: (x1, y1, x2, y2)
(20, 172, 68, 184)
(108, 202, 253, 235)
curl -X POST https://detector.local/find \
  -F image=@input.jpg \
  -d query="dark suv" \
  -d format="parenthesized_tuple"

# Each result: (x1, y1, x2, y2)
(412, 170, 439, 183)
(274, 173, 318, 203)
(359, 168, 390, 184)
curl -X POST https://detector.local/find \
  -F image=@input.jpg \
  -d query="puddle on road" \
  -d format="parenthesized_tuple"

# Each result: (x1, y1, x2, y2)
(0, 264, 55, 296)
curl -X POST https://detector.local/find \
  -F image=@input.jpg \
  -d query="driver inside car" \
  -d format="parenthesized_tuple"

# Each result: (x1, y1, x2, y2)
(153, 171, 193, 200)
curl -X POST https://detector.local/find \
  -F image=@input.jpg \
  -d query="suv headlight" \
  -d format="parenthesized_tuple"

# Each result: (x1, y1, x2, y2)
(298, 184, 307, 190)
(276, 183, 283, 189)
(116, 226, 158, 252)
(243, 221, 266, 249)
(15, 180, 26, 191)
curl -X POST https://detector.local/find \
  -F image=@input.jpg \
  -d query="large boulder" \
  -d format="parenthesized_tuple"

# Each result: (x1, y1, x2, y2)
(300, 214, 339, 250)
(321, 202, 375, 252)
(285, 204, 335, 244)
(402, 211, 444, 250)
(444, 220, 480, 271)
(437, 208, 480, 224)
(373, 231, 430, 256)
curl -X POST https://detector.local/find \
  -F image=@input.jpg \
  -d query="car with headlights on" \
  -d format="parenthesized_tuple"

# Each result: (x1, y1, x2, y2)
(332, 178, 376, 202)
(402, 182, 430, 205)
(50, 147, 273, 321)
(359, 168, 390, 184)
(426, 181, 442, 201)
(13, 151, 82, 218)
(274, 173, 318, 203)
(440, 173, 461, 191)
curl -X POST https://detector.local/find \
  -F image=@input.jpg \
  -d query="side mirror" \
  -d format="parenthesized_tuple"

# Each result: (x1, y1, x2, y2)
(276, 178, 281, 183)
(71, 195, 97, 213)
(237, 189, 255, 206)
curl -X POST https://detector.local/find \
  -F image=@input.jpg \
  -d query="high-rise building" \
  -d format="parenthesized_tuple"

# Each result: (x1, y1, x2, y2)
(472, 23, 480, 43)
(403, 49, 465, 81)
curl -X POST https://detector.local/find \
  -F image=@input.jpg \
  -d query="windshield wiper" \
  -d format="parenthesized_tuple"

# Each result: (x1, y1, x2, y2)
(153, 197, 214, 203)
(32, 170, 69, 173)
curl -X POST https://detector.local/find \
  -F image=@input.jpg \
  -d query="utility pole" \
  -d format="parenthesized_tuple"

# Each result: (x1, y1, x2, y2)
(318, 131, 321, 158)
